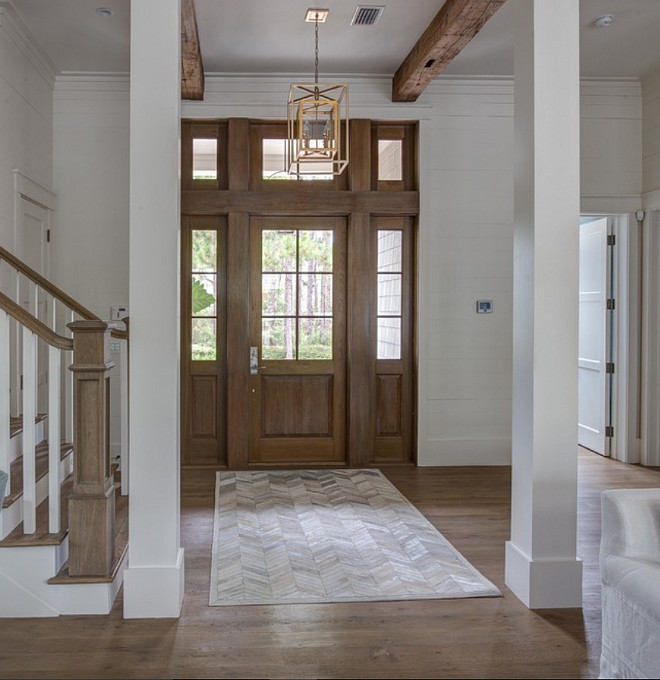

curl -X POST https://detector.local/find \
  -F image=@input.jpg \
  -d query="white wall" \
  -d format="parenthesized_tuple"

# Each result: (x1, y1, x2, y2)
(642, 68, 660, 208)
(581, 79, 642, 214)
(51, 76, 130, 315)
(47, 73, 642, 467)
(52, 76, 130, 456)
(418, 78, 514, 465)
(641, 67, 660, 466)
(0, 5, 54, 251)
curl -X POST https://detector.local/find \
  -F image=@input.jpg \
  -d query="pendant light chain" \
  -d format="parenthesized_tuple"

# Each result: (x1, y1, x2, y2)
(314, 14, 320, 85)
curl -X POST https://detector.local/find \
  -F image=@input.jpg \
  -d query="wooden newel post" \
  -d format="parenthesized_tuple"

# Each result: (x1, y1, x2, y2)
(67, 320, 115, 576)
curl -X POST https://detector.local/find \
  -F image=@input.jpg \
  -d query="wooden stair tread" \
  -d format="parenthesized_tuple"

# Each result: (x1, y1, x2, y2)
(9, 413, 47, 439)
(2, 440, 74, 508)
(48, 492, 128, 584)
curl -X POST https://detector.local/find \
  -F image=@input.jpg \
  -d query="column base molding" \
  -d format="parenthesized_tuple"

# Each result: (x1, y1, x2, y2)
(505, 541, 582, 609)
(123, 548, 185, 618)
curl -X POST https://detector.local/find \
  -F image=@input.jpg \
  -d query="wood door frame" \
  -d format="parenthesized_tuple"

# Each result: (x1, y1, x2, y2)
(181, 117, 420, 469)
(180, 215, 228, 466)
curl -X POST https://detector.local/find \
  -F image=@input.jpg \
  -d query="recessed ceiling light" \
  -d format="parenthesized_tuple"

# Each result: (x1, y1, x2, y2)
(593, 14, 614, 28)
(96, 7, 113, 18)
(305, 8, 329, 23)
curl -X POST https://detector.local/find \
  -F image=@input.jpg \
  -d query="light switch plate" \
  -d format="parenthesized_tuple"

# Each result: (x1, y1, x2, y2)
(111, 305, 128, 321)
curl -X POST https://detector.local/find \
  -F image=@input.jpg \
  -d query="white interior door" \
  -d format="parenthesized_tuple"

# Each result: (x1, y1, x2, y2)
(19, 197, 51, 413)
(578, 217, 609, 455)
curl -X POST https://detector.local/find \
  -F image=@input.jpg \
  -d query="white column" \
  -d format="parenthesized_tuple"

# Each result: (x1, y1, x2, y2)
(123, 0, 184, 618)
(505, 0, 583, 609)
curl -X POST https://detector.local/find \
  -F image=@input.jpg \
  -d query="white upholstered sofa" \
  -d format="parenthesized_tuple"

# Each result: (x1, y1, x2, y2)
(600, 488, 660, 679)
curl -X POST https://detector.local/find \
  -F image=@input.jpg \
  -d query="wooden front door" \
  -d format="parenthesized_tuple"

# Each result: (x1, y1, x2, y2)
(248, 217, 347, 465)
(181, 118, 419, 469)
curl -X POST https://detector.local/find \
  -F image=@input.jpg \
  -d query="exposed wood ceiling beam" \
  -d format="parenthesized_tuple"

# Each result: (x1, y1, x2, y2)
(181, 0, 204, 101)
(392, 0, 506, 102)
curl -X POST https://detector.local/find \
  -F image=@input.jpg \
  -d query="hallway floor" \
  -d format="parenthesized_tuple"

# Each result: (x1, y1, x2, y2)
(1, 450, 659, 679)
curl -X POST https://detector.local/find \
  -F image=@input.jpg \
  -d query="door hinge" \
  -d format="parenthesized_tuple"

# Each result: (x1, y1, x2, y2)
(20, 374, 23, 390)
(607, 298, 616, 311)
(606, 362, 615, 374)
(46, 229, 51, 243)
(605, 425, 614, 438)
(607, 234, 616, 246)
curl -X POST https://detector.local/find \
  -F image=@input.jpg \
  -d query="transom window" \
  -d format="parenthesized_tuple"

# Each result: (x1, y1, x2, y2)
(262, 139, 333, 181)
(192, 138, 218, 180)
(378, 140, 403, 181)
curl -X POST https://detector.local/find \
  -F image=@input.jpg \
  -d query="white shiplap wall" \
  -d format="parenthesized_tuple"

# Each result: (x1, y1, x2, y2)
(0, 5, 54, 250)
(52, 76, 130, 460)
(47, 73, 642, 466)
(642, 68, 660, 208)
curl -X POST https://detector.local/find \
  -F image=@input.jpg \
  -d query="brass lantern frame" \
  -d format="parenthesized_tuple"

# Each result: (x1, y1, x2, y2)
(287, 82, 349, 177)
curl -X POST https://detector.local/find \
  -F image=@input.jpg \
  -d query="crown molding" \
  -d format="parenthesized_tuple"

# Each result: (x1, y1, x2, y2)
(0, 3, 57, 85)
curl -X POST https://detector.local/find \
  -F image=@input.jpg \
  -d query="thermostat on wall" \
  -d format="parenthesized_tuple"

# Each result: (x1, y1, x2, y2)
(476, 300, 493, 314)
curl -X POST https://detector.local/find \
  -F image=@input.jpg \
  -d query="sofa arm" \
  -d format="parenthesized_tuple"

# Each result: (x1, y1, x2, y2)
(600, 488, 660, 566)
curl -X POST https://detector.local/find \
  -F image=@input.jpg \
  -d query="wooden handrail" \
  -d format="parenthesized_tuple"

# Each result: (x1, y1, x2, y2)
(0, 291, 73, 350)
(0, 246, 128, 341)
(109, 317, 129, 341)
(0, 245, 100, 322)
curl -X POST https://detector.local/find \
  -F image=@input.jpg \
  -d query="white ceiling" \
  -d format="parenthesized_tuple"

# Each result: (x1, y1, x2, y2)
(8, 0, 660, 80)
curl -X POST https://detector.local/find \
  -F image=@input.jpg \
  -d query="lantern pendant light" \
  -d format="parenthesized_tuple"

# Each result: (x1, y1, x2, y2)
(287, 9, 349, 178)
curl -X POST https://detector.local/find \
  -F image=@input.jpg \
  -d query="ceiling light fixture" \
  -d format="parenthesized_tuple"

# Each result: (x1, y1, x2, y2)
(286, 8, 349, 178)
(95, 7, 113, 17)
(593, 14, 614, 28)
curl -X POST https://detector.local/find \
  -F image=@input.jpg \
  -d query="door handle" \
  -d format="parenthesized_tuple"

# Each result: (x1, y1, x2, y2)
(249, 346, 267, 375)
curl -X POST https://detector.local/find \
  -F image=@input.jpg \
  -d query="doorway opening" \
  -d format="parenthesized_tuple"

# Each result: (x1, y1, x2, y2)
(578, 213, 640, 462)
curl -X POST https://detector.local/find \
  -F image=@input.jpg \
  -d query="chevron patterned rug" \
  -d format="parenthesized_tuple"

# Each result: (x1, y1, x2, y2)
(209, 469, 501, 606)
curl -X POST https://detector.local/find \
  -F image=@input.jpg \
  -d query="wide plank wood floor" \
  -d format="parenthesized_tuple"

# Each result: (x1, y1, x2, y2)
(1, 449, 659, 679)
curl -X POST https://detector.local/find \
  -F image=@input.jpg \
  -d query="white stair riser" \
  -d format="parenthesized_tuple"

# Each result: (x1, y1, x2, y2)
(8, 418, 47, 465)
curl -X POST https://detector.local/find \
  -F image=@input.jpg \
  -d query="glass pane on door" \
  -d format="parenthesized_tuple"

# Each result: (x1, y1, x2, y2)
(261, 229, 334, 360)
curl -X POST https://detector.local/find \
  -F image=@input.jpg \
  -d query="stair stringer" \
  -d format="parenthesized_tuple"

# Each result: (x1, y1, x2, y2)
(0, 538, 128, 617)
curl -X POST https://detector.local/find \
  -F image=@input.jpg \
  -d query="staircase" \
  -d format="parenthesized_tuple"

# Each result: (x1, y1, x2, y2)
(0, 246, 129, 617)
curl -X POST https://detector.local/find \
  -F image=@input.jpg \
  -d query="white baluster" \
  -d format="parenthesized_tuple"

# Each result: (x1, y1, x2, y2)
(120, 337, 129, 495)
(22, 329, 37, 534)
(48, 345, 61, 533)
(0, 310, 10, 495)
(33, 284, 39, 318)
(65, 309, 74, 444)
(10, 271, 20, 416)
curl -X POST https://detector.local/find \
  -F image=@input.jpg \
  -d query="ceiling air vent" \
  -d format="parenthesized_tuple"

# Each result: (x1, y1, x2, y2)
(350, 5, 385, 26)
